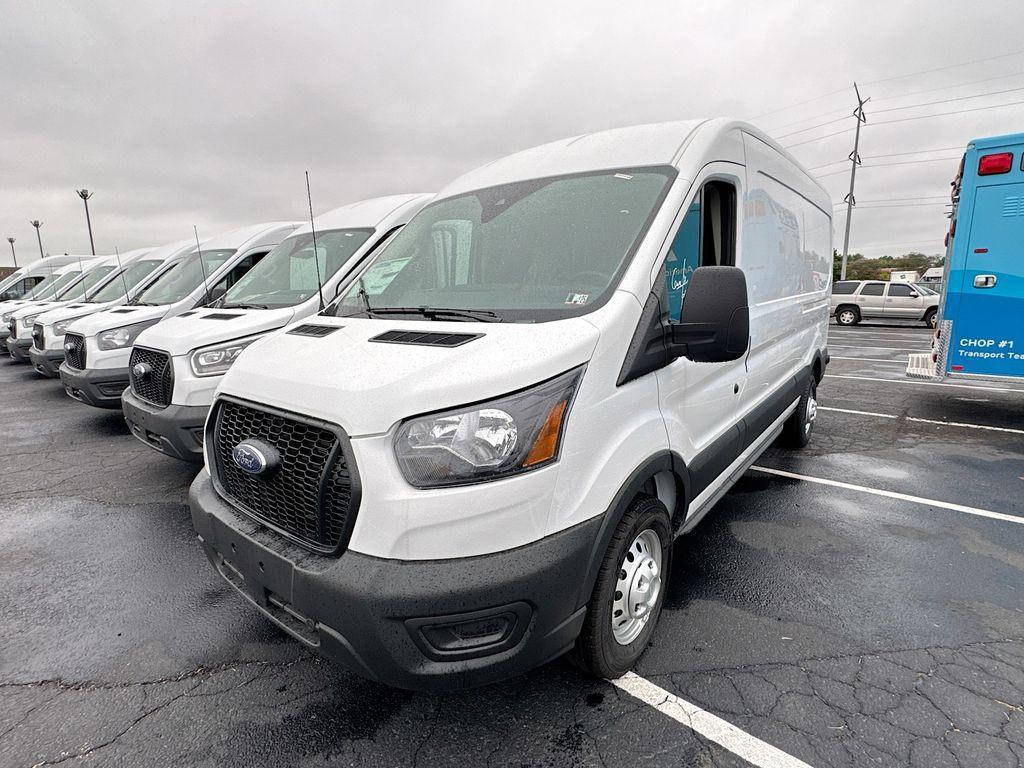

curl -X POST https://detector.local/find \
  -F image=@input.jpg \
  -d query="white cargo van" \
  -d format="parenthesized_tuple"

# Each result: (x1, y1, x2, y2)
(1, 261, 96, 355)
(30, 243, 191, 377)
(60, 222, 300, 409)
(190, 119, 832, 690)
(122, 194, 432, 462)
(6, 255, 132, 363)
(0, 255, 102, 305)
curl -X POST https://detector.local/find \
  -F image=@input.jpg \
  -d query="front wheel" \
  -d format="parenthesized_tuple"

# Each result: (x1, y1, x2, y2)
(924, 308, 937, 329)
(835, 307, 860, 326)
(574, 496, 672, 679)
(782, 379, 817, 449)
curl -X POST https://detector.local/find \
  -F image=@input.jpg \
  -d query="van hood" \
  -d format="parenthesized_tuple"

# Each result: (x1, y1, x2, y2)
(68, 305, 169, 338)
(219, 316, 600, 437)
(13, 300, 85, 319)
(136, 307, 298, 356)
(36, 301, 119, 328)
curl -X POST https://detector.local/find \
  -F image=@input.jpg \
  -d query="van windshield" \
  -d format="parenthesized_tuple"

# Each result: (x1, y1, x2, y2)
(220, 229, 373, 309)
(26, 270, 81, 299)
(332, 167, 675, 323)
(136, 249, 235, 306)
(58, 266, 117, 301)
(0, 271, 27, 294)
(88, 259, 163, 303)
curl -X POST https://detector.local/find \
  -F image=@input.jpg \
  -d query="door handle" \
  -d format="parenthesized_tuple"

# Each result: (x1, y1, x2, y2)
(973, 274, 997, 288)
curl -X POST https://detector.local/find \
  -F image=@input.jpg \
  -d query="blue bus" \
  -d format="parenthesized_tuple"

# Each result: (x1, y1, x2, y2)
(908, 132, 1024, 385)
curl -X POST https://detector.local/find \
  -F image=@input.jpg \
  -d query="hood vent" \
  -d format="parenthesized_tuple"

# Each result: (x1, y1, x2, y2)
(370, 330, 483, 348)
(202, 313, 243, 320)
(110, 308, 137, 314)
(288, 324, 341, 338)
(177, 310, 196, 317)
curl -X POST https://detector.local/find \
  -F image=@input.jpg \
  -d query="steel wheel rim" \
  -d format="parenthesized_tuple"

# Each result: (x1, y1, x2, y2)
(612, 528, 663, 645)
(838, 310, 855, 324)
(804, 389, 817, 434)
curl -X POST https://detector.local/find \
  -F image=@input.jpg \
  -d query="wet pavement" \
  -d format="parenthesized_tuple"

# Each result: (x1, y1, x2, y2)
(1, 320, 1022, 767)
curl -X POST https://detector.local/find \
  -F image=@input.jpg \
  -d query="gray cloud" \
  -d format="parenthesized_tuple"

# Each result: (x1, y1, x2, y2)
(2, 0, 1023, 265)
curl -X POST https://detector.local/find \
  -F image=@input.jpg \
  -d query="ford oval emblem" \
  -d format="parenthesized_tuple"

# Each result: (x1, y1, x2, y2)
(231, 440, 279, 477)
(132, 362, 152, 380)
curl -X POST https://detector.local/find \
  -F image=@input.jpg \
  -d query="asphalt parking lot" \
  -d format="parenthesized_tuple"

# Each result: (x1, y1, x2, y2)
(2, 320, 1022, 768)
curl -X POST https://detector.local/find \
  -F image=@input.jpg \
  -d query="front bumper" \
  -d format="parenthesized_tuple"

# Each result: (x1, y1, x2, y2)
(60, 363, 130, 409)
(30, 348, 64, 378)
(189, 472, 597, 691)
(122, 387, 208, 463)
(9, 337, 31, 362)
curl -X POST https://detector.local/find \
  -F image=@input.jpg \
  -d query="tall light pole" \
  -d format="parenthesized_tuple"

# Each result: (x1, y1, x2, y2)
(76, 188, 96, 255)
(6, 238, 16, 267)
(30, 220, 45, 260)
(840, 82, 869, 281)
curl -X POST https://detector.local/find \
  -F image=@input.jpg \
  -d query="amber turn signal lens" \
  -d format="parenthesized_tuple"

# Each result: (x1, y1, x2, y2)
(523, 399, 568, 467)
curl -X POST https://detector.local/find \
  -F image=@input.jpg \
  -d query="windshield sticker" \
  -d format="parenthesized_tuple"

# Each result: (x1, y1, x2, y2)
(614, 173, 634, 180)
(565, 293, 590, 306)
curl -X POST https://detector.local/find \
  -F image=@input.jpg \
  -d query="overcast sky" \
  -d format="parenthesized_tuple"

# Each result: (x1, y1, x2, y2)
(3, 0, 1024, 267)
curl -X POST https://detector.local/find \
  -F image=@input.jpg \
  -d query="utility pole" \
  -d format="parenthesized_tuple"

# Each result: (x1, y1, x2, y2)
(76, 189, 96, 255)
(30, 220, 45, 260)
(6, 238, 16, 267)
(840, 83, 869, 281)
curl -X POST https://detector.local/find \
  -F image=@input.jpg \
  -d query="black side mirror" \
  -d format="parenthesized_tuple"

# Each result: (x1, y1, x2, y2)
(666, 266, 749, 363)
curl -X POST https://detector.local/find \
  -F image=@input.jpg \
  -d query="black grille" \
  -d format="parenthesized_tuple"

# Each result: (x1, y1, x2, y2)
(32, 324, 44, 351)
(370, 330, 482, 347)
(64, 333, 87, 370)
(288, 324, 340, 338)
(211, 399, 357, 553)
(129, 347, 174, 407)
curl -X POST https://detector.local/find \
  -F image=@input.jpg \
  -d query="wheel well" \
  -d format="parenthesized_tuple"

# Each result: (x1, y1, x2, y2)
(639, 469, 687, 533)
(812, 355, 823, 383)
(835, 303, 859, 316)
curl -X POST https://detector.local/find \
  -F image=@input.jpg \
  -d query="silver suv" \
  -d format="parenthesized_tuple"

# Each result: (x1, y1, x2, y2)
(830, 280, 940, 328)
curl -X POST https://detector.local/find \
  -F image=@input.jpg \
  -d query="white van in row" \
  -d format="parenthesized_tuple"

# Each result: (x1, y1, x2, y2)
(60, 222, 300, 409)
(121, 194, 432, 462)
(189, 119, 832, 689)
(2, 262, 93, 355)
(7, 256, 125, 362)
(30, 243, 189, 377)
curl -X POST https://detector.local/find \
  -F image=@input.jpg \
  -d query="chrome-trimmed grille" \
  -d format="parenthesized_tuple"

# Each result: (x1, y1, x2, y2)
(63, 333, 87, 370)
(209, 397, 360, 554)
(129, 346, 173, 407)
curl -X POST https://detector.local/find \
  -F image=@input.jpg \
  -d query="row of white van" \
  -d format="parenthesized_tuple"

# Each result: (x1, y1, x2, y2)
(6, 119, 833, 690)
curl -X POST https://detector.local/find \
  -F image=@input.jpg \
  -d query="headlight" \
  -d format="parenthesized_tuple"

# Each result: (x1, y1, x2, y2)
(1, 312, 12, 323)
(189, 336, 263, 377)
(97, 319, 160, 351)
(21, 315, 40, 329)
(394, 366, 583, 488)
(53, 317, 84, 337)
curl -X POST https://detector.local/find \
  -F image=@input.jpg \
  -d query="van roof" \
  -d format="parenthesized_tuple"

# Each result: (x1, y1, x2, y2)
(439, 118, 828, 204)
(199, 221, 303, 252)
(968, 131, 1024, 150)
(294, 193, 435, 235)
(134, 239, 195, 263)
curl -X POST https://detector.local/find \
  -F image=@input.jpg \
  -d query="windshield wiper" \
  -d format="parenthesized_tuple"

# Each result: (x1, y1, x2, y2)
(221, 302, 269, 309)
(363, 306, 503, 323)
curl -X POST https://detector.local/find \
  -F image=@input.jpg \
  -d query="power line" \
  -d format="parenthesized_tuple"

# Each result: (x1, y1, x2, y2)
(872, 84, 1024, 114)
(872, 69, 1024, 102)
(861, 47, 1024, 87)
(861, 146, 962, 159)
(748, 85, 850, 121)
(872, 98, 1024, 125)
(784, 126, 856, 149)
(776, 113, 851, 139)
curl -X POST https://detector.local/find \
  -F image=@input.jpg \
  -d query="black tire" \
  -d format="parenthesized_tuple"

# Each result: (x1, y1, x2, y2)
(574, 496, 672, 679)
(835, 306, 860, 326)
(924, 308, 937, 329)
(782, 378, 817, 449)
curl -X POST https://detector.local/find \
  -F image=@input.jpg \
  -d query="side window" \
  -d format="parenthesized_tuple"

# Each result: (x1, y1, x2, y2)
(860, 283, 885, 296)
(209, 252, 268, 301)
(662, 180, 737, 320)
(887, 283, 914, 297)
(832, 281, 857, 295)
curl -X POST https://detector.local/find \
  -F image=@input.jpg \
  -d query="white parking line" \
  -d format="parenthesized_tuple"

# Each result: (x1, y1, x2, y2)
(750, 466, 1023, 525)
(829, 332, 931, 340)
(831, 356, 905, 364)
(818, 405, 1024, 435)
(829, 345, 926, 352)
(825, 373, 1024, 394)
(611, 673, 816, 768)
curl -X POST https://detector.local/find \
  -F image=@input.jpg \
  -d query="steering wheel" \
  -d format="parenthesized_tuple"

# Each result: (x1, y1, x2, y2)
(570, 270, 613, 286)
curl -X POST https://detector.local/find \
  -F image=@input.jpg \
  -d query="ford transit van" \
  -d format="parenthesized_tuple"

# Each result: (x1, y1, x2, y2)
(60, 222, 300, 408)
(190, 119, 832, 690)
(30, 243, 190, 377)
(7, 256, 130, 362)
(122, 194, 432, 462)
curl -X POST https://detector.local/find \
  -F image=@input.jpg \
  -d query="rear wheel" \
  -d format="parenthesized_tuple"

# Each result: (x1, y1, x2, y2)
(924, 308, 937, 329)
(575, 496, 672, 679)
(835, 306, 860, 326)
(782, 379, 817, 449)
